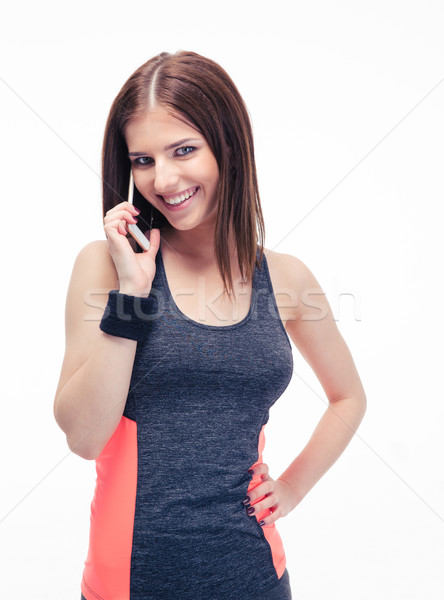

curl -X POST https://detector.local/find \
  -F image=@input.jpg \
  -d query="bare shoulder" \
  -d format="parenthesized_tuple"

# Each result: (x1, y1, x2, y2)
(263, 246, 324, 321)
(264, 247, 366, 406)
(67, 239, 119, 320)
(263, 246, 312, 282)
(72, 239, 119, 289)
(73, 239, 117, 282)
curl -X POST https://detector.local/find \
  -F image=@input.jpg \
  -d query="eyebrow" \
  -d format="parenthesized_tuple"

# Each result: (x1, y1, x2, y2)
(128, 138, 200, 157)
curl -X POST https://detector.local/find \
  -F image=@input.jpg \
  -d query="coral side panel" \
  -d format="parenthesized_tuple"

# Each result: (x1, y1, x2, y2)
(81, 416, 137, 600)
(247, 425, 287, 578)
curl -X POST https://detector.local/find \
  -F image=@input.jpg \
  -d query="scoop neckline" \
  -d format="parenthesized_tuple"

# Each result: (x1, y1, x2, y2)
(157, 244, 258, 331)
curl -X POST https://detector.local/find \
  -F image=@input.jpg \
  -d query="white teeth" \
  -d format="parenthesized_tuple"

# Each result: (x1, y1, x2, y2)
(163, 187, 197, 205)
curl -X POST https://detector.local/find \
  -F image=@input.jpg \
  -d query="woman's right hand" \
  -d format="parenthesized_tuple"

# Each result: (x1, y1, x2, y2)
(103, 201, 161, 297)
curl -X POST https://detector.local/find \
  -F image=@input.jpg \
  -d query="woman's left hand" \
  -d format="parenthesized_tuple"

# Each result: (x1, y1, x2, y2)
(243, 463, 298, 526)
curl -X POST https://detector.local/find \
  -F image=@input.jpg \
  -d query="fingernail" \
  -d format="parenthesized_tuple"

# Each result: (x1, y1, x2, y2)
(247, 469, 254, 475)
(247, 506, 255, 515)
(242, 496, 250, 505)
(134, 207, 141, 214)
(258, 520, 265, 526)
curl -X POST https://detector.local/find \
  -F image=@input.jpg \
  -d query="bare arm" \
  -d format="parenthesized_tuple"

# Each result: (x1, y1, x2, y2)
(278, 257, 367, 506)
(53, 240, 139, 459)
(54, 197, 161, 459)
(243, 254, 366, 525)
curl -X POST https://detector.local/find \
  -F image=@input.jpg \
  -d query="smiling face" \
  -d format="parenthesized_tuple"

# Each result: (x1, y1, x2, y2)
(125, 108, 220, 233)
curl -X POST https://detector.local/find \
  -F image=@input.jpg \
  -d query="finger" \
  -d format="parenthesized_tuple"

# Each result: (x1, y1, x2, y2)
(105, 201, 140, 217)
(104, 217, 131, 240)
(248, 462, 269, 480)
(146, 228, 161, 256)
(257, 506, 282, 527)
(248, 490, 279, 515)
(104, 209, 138, 225)
(135, 227, 161, 259)
(246, 480, 275, 505)
(118, 219, 128, 236)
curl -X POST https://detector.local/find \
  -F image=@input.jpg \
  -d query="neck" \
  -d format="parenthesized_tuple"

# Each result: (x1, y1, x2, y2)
(160, 224, 238, 267)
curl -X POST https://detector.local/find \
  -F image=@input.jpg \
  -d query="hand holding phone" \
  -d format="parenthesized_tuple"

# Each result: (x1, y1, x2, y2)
(127, 171, 151, 252)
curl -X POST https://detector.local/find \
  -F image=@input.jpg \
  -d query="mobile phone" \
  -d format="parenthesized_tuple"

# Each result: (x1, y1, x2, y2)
(127, 170, 151, 252)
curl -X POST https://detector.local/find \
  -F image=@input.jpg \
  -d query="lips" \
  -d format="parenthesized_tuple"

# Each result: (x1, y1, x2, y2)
(161, 186, 199, 205)
(159, 186, 199, 210)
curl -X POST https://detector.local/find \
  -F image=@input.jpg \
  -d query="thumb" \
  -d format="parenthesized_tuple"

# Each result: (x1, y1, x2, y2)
(141, 228, 161, 263)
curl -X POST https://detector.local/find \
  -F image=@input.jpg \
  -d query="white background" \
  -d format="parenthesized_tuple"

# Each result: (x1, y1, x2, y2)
(1, 1, 443, 598)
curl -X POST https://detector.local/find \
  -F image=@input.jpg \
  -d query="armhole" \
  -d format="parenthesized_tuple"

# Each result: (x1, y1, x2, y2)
(261, 253, 293, 350)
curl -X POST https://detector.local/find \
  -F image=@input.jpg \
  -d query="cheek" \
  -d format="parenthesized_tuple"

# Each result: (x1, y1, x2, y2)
(134, 172, 155, 195)
(204, 157, 220, 189)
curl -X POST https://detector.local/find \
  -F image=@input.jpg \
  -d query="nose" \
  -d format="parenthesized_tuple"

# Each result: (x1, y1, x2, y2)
(153, 159, 180, 195)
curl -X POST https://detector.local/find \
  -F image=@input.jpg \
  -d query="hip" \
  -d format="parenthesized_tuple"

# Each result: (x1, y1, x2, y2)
(80, 567, 292, 599)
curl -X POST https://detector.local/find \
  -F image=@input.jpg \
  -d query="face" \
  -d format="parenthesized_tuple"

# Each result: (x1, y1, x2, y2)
(125, 108, 220, 233)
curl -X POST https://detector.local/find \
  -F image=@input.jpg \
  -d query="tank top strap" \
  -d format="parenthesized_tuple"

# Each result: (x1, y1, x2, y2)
(250, 247, 281, 322)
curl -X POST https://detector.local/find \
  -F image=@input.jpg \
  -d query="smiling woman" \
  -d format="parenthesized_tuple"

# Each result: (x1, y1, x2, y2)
(53, 50, 366, 600)
(102, 50, 265, 296)
(124, 110, 220, 231)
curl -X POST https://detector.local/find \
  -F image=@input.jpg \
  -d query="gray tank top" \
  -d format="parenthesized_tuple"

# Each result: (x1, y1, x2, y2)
(120, 243, 294, 598)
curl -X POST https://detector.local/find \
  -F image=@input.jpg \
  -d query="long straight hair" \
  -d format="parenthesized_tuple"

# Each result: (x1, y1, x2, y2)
(102, 50, 265, 295)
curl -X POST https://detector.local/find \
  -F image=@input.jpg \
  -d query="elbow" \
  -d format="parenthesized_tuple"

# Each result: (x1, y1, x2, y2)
(54, 400, 102, 461)
(67, 434, 102, 461)
(349, 378, 367, 423)
(329, 392, 367, 426)
(356, 392, 367, 424)
(53, 394, 70, 437)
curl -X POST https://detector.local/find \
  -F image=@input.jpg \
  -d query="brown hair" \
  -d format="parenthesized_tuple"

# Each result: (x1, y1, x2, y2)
(102, 50, 265, 294)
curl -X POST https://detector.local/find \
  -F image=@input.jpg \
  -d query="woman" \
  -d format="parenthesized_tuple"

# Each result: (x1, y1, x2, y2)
(54, 50, 367, 600)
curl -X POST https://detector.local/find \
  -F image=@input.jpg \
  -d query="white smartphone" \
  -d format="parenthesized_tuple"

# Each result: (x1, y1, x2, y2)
(127, 171, 151, 252)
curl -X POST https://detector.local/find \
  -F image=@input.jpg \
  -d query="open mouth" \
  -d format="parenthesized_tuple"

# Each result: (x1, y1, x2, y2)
(161, 186, 199, 207)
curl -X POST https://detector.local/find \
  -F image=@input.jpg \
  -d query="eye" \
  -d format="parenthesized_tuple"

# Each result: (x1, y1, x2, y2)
(133, 156, 153, 166)
(175, 146, 196, 156)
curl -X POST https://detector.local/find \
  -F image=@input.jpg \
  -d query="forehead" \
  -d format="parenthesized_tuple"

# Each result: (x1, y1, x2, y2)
(125, 109, 203, 149)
